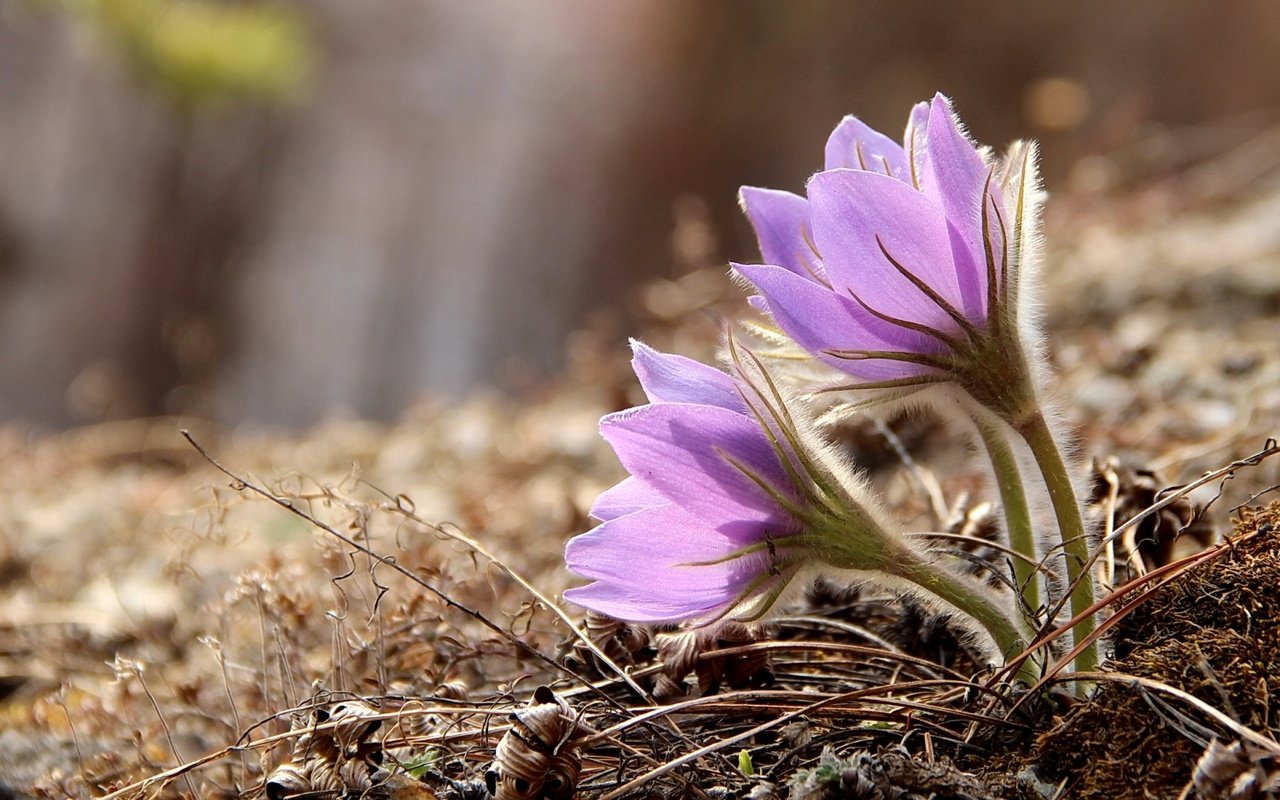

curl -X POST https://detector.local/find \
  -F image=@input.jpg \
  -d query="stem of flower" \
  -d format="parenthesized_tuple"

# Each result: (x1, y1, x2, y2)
(889, 546, 1040, 687)
(817, 511, 1039, 685)
(1016, 409, 1098, 675)
(975, 418, 1040, 619)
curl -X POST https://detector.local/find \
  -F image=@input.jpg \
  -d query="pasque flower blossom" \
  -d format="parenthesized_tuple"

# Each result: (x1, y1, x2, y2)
(733, 93, 1036, 419)
(564, 341, 813, 623)
(565, 339, 1031, 668)
(732, 94, 1097, 673)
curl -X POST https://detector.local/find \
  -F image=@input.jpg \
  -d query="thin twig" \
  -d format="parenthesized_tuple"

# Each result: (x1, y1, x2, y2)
(592, 676, 1015, 800)
(179, 432, 710, 798)
(181, 431, 580, 688)
(1001, 524, 1266, 700)
(97, 704, 514, 800)
(368, 483, 655, 703)
(579, 678, 1021, 750)
(1037, 439, 1280, 651)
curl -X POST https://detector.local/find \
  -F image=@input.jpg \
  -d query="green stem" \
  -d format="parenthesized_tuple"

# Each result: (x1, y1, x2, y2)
(975, 419, 1040, 618)
(819, 512, 1038, 684)
(890, 547, 1040, 687)
(1016, 410, 1098, 674)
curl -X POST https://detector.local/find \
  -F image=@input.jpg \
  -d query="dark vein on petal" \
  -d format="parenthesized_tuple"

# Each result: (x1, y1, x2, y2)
(812, 375, 946, 393)
(823, 348, 954, 371)
(729, 335, 798, 430)
(981, 169, 1000, 335)
(715, 446, 808, 522)
(727, 335, 842, 513)
(728, 382, 818, 513)
(708, 569, 794, 625)
(994, 192, 1011, 322)
(875, 235, 979, 339)
(846, 287, 962, 350)
(733, 342, 843, 510)
(793, 249, 832, 289)
(678, 534, 822, 567)
(796, 227, 833, 289)
(730, 579, 791, 623)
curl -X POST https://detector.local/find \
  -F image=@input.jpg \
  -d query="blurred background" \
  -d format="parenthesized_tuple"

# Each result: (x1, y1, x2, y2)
(2, 0, 1279, 429)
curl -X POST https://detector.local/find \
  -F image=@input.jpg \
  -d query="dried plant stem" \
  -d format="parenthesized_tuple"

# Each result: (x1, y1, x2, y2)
(975, 418, 1039, 615)
(127, 661, 200, 799)
(378, 499, 654, 703)
(179, 432, 586, 694)
(98, 706, 512, 800)
(592, 689, 886, 800)
(1015, 411, 1098, 675)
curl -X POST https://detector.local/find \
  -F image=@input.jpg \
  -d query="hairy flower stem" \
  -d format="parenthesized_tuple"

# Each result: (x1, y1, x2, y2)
(1016, 409, 1098, 675)
(888, 546, 1040, 687)
(820, 520, 1037, 685)
(975, 419, 1040, 618)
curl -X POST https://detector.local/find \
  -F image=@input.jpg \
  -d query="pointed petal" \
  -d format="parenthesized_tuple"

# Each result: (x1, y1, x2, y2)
(566, 506, 750, 585)
(564, 581, 727, 623)
(599, 403, 796, 536)
(564, 504, 769, 615)
(733, 263, 936, 381)
(738, 187, 822, 279)
(806, 169, 968, 329)
(629, 340, 740, 410)
(590, 476, 667, 521)
(824, 116, 908, 179)
(920, 94, 994, 319)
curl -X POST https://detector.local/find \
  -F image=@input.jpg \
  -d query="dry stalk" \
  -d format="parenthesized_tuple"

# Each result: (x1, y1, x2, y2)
(180, 431, 588, 694)
(368, 482, 655, 703)
(1005, 521, 1270, 699)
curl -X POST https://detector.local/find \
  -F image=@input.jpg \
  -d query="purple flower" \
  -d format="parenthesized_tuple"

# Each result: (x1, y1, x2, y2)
(734, 94, 1038, 419)
(565, 340, 1033, 662)
(729, 96, 1102, 675)
(563, 341, 813, 624)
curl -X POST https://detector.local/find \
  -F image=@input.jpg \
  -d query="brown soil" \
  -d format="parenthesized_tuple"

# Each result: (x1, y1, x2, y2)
(1029, 503, 1280, 798)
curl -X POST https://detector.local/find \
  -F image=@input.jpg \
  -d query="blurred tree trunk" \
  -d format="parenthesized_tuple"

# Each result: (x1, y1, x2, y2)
(123, 114, 284, 417)
(1, 0, 1278, 428)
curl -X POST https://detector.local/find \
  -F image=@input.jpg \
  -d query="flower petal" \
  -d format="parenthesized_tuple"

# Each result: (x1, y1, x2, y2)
(903, 101, 931, 189)
(630, 340, 740, 410)
(590, 476, 667, 521)
(566, 506, 749, 583)
(824, 116, 908, 179)
(599, 403, 797, 536)
(565, 504, 768, 614)
(806, 169, 967, 329)
(920, 94, 995, 319)
(564, 581, 728, 622)
(733, 263, 936, 381)
(738, 187, 824, 280)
